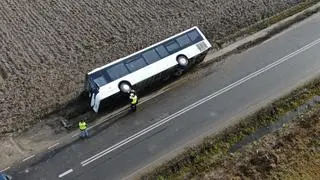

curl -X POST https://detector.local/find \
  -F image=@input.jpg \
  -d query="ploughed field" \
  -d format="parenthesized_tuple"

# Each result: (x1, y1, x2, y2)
(0, 0, 303, 135)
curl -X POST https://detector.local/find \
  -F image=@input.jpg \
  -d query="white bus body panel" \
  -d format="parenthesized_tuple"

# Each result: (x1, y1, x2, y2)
(91, 40, 211, 112)
(89, 26, 212, 112)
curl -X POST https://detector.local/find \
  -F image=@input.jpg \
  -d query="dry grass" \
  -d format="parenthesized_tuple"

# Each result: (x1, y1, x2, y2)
(203, 108, 320, 180)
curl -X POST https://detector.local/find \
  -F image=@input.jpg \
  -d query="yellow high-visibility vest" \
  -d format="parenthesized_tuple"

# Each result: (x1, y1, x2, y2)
(130, 95, 138, 104)
(79, 122, 87, 130)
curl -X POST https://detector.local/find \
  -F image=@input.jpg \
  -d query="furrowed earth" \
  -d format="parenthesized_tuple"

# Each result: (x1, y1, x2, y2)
(0, 0, 307, 135)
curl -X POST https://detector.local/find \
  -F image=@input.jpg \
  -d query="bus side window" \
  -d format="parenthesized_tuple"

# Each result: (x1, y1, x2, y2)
(164, 40, 180, 54)
(176, 34, 191, 48)
(142, 49, 161, 64)
(125, 56, 147, 72)
(155, 45, 169, 58)
(187, 30, 203, 43)
(106, 63, 129, 80)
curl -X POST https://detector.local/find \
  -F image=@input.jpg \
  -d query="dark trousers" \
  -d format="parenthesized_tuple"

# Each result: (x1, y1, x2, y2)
(130, 103, 137, 112)
(80, 129, 89, 138)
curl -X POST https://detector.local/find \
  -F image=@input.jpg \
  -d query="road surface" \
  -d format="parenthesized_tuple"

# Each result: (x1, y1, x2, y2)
(7, 13, 320, 180)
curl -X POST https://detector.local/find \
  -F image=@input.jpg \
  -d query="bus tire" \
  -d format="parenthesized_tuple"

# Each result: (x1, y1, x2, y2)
(119, 81, 132, 93)
(176, 55, 189, 68)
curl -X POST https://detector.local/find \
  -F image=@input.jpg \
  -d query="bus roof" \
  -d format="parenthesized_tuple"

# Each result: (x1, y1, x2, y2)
(88, 26, 202, 75)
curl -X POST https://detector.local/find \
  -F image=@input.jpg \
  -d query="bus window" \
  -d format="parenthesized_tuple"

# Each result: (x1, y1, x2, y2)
(106, 63, 129, 80)
(155, 45, 169, 58)
(89, 71, 108, 87)
(176, 34, 191, 48)
(187, 30, 203, 43)
(164, 40, 180, 54)
(93, 76, 107, 87)
(125, 56, 147, 72)
(142, 49, 161, 64)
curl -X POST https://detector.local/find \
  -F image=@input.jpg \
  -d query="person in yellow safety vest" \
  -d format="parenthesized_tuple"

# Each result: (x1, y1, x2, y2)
(129, 91, 138, 112)
(79, 119, 89, 138)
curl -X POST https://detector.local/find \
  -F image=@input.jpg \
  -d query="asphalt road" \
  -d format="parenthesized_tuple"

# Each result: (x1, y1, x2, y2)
(8, 13, 320, 180)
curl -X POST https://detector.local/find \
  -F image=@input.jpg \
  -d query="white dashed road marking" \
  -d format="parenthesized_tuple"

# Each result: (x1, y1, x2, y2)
(48, 143, 60, 150)
(22, 155, 35, 162)
(58, 169, 73, 178)
(0, 167, 10, 172)
(72, 133, 79, 138)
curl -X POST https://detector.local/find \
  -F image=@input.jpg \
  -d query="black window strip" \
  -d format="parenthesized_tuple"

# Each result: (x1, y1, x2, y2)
(125, 55, 148, 73)
(154, 48, 162, 59)
(105, 62, 130, 81)
(164, 40, 181, 54)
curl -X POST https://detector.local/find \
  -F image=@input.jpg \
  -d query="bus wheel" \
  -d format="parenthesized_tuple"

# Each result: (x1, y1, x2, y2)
(119, 81, 132, 93)
(177, 55, 189, 67)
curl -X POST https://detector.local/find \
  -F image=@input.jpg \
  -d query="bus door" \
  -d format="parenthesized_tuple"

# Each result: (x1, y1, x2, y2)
(87, 78, 99, 108)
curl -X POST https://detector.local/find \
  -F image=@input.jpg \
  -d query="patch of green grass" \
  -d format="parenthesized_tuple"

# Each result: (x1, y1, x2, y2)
(141, 77, 320, 179)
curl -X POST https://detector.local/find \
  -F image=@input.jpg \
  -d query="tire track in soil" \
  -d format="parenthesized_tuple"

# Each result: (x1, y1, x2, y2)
(22, 1, 62, 66)
(0, 0, 24, 76)
(5, 14, 38, 72)
(33, 1, 71, 62)
(4, 0, 36, 73)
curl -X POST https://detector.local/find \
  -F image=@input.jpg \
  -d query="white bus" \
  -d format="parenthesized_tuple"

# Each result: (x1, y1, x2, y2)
(85, 26, 212, 112)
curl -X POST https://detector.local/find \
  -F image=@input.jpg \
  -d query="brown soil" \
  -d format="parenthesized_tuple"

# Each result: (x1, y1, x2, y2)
(0, 0, 305, 135)
(202, 109, 320, 180)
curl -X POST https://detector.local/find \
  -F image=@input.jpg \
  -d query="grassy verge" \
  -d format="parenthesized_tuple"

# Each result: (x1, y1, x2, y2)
(201, 105, 320, 179)
(268, 107, 320, 179)
(141, 77, 320, 179)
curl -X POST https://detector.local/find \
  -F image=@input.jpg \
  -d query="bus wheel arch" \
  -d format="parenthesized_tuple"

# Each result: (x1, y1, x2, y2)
(118, 81, 132, 93)
(176, 55, 189, 68)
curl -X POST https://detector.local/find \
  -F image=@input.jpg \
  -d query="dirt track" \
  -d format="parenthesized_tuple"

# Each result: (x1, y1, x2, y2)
(0, 0, 304, 135)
